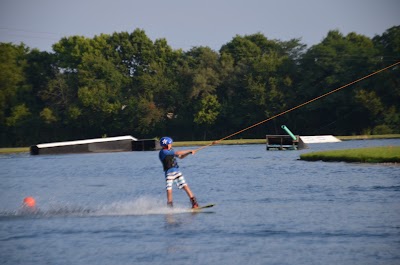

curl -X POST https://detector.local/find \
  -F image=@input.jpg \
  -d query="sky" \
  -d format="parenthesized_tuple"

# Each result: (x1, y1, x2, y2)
(0, 0, 399, 52)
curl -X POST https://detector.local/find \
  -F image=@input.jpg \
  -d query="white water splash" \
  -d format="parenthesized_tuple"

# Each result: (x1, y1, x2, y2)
(0, 197, 190, 218)
(94, 197, 189, 216)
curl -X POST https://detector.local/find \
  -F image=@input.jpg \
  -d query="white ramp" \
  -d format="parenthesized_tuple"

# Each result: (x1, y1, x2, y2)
(299, 135, 341, 144)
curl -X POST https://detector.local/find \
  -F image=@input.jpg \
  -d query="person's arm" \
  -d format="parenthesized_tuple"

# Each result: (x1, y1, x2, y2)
(175, 149, 196, 159)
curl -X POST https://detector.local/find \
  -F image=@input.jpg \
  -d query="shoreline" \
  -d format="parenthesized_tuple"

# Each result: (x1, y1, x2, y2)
(1, 134, 399, 154)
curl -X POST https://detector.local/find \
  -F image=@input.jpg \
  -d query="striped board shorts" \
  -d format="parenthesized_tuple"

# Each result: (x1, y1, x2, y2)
(165, 171, 187, 190)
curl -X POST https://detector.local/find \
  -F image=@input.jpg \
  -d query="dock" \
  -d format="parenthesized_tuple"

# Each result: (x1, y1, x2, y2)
(266, 135, 307, 150)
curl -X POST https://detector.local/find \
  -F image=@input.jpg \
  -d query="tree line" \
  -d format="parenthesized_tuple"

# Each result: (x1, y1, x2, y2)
(1, 26, 399, 147)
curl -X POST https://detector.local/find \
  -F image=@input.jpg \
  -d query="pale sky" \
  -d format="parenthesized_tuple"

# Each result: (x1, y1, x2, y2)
(0, 0, 399, 52)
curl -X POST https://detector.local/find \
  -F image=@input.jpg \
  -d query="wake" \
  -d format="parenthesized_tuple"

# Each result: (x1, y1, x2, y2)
(0, 197, 190, 219)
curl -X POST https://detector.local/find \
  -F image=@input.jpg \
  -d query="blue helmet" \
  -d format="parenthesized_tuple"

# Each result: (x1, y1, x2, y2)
(160, 137, 173, 147)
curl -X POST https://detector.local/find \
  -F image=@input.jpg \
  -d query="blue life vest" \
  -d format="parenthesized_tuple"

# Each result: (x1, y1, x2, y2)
(159, 149, 179, 172)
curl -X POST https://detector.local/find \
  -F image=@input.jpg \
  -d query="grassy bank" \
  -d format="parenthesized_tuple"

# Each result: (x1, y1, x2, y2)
(0, 147, 29, 154)
(300, 146, 400, 163)
(337, 134, 400, 140)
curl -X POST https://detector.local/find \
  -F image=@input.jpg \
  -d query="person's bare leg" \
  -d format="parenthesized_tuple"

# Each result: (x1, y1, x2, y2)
(166, 189, 173, 206)
(182, 185, 194, 198)
(183, 185, 198, 208)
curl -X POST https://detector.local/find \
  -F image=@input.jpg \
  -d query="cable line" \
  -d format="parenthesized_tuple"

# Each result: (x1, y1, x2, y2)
(194, 60, 400, 152)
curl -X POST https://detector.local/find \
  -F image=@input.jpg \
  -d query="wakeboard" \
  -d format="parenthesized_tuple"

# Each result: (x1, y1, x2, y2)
(190, 203, 215, 212)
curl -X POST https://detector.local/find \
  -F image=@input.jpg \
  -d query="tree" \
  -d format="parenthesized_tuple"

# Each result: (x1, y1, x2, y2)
(1, 26, 399, 147)
(135, 97, 164, 134)
(106, 29, 155, 78)
(166, 46, 222, 139)
(296, 30, 380, 135)
(0, 43, 29, 124)
(218, 33, 301, 137)
(52, 35, 93, 72)
(194, 94, 221, 139)
(0, 43, 32, 145)
(76, 52, 125, 135)
(371, 26, 400, 133)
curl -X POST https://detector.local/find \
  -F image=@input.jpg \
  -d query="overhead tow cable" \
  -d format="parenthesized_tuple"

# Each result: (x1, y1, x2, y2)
(194, 60, 400, 153)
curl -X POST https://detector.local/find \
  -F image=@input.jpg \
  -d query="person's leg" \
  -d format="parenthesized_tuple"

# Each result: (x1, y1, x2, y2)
(166, 176, 174, 207)
(172, 172, 199, 208)
(183, 185, 198, 208)
(166, 189, 173, 207)
(182, 185, 194, 198)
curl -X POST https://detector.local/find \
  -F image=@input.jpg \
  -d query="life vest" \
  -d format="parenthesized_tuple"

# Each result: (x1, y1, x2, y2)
(159, 149, 179, 171)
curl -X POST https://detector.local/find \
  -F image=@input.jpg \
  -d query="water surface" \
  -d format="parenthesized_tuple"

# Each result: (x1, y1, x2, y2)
(1, 139, 399, 264)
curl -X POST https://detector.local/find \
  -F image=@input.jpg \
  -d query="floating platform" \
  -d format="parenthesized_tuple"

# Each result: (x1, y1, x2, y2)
(266, 135, 308, 150)
(30, 136, 161, 155)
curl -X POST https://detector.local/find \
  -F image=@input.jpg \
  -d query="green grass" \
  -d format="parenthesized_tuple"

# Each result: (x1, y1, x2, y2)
(0, 147, 29, 154)
(300, 146, 400, 163)
(337, 134, 400, 140)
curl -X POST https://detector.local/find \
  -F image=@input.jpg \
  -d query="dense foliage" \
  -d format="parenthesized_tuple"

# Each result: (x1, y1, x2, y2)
(1, 26, 399, 147)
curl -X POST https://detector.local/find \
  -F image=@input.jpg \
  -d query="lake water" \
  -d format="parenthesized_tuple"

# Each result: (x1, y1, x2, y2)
(1, 139, 399, 265)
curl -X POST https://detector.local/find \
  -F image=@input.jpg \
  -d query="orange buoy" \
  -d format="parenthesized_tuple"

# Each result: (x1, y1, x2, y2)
(23, 197, 36, 208)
